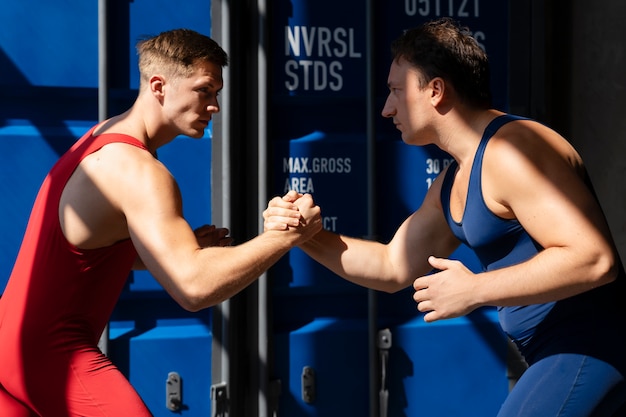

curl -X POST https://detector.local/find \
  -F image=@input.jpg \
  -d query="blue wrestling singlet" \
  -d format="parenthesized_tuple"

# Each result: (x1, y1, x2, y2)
(440, 114, 626, 416)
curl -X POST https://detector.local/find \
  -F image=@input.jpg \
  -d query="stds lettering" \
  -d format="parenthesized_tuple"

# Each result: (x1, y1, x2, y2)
(284, 25, 363, 92)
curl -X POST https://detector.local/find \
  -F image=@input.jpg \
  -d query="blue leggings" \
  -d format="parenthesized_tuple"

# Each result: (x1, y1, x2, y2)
(498, 354, 625, 417)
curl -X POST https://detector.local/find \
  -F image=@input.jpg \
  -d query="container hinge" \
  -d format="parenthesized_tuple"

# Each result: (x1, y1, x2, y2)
(211, 382, 229, 417)
(269, 378, 282, 416)
(301, 366, 316, 404)
(378, 328, 392, 417)
(165, 371, 183, 412)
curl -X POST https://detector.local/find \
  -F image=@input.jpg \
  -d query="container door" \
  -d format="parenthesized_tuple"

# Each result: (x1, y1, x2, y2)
(269, 0, 372, 415)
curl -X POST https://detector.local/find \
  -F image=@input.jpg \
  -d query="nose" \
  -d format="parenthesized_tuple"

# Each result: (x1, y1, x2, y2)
(381, 95, 395, 118)
(207, 102, 220, 113)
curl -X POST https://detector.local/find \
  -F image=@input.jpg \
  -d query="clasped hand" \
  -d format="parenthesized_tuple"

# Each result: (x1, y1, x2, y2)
(263, 190, 322, 239)
(194, 224, 233, 247)
(263, 190, 317, 229)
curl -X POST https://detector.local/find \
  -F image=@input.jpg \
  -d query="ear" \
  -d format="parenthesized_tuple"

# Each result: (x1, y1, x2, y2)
(429, 77, 445, 106)
(149, 75, 166, 100)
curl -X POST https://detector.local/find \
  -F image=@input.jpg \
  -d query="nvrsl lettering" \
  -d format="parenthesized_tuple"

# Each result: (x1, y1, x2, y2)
(283, 157, 352, 174)
(286, 26, 361, 58)
(284, 25, 362, 92)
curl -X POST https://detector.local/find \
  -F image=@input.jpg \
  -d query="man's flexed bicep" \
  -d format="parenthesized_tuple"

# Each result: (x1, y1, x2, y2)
(386, 172, 460, 287)
(122, 157, 323, 311)
(118, 154, 205, 301)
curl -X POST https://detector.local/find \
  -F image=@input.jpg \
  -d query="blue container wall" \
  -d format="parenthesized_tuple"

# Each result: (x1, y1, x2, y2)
(275, 318, 369, 416)
(0, 3, 99, 88)
(110, 315, 213, 416)
(1, 1, 215, 416)
(270, 0, 368, 139)
(386, 310, 508, 417)
(0, 0, 100, 284)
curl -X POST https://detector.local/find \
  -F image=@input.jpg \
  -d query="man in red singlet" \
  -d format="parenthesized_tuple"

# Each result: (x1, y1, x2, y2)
(0, 29, 322, 416)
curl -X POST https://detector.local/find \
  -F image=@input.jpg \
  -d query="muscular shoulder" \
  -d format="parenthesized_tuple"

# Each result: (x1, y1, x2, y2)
(488, 119, 582, 166)
(61, 142, 179, 248)
(90, 143, 180, 214)
(482, 119, 585, 214)
(82, 142, 173, 196)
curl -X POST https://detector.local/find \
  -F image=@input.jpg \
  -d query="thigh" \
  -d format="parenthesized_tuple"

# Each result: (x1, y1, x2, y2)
(64, 349, 153, 417)
(0, 384, 38, 417)
(24, 348, 152, 417)
(497, 354, 624, 417)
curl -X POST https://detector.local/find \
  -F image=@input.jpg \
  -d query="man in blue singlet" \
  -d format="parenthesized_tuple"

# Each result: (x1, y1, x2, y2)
(264, 18, 626, 417)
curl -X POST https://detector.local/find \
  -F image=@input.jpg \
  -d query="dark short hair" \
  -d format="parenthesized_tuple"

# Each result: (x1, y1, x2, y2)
(391, 18, 492, 108)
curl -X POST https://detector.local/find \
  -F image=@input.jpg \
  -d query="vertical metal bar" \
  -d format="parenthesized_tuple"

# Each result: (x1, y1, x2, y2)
(365, 0, 378, 415)
(219, 6, 231, 224)
(211, 0, 232, 414)
(98, 0, 108, 124)
(257, 0, 269, 415)
(97, 0, 109, 357)
(218, 0, 231, 393)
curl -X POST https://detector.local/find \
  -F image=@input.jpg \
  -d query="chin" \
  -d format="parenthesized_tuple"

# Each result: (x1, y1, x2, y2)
(400, 133, 414, 145)
(186, 129, 206, 139)
(401, 132, 427, 146)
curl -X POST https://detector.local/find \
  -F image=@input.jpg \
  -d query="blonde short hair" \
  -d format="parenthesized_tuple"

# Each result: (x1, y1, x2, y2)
(136, 28, 228, 88)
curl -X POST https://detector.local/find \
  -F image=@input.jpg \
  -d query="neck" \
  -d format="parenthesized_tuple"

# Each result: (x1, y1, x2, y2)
(98, 99, 177, 155)
(435, 108, 502, 167)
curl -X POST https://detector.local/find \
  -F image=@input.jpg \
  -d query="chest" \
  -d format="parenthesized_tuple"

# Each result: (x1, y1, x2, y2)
(59, 165, 130, 249)
(447, 164, 513, 224)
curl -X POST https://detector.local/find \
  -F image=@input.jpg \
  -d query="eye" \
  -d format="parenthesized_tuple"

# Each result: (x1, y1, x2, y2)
(197, 87, 221, 100)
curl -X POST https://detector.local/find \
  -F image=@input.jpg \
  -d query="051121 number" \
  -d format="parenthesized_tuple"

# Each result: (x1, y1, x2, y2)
(404, 0, 480, 18)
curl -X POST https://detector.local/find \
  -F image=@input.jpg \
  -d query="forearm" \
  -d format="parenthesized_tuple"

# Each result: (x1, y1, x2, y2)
(473, 245, 618, 308)
(299, 229, 412, 293)
(178, 230, 300, 310)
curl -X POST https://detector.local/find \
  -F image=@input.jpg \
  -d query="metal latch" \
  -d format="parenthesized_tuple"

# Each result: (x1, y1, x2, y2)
(378, 328, 392, 417)
(211, 382, 228, 417)
(301, 366, 316, 404)
(165, 371, 183, 412)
